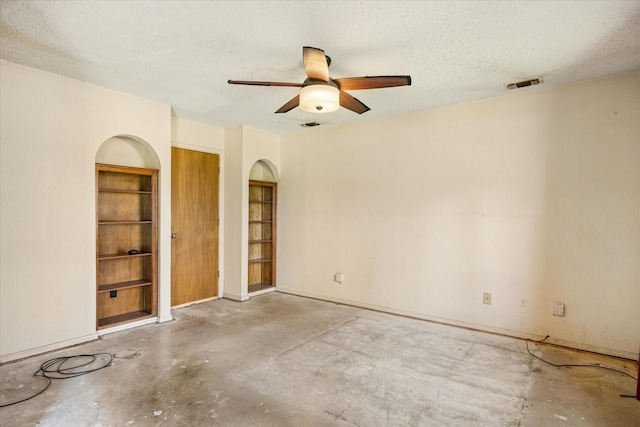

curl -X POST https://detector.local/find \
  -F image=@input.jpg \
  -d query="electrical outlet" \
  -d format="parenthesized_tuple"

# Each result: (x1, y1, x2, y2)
(552, 301, 565, 317)
(110, 290, 117, 298)
(483, 293, 491, 305)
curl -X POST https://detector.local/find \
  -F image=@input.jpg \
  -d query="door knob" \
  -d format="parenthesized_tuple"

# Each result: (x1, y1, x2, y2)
(171, 233, 177, 239)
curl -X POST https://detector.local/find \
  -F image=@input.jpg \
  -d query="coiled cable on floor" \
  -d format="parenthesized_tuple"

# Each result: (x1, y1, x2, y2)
(0, 353, 113, 407)
(525, 336, 638, 398)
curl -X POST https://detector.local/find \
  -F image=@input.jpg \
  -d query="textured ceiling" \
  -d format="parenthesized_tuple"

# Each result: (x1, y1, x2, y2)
(1, 1, 639, 135)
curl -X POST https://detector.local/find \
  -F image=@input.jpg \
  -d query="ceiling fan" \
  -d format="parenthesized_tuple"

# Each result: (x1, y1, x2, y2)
(228, 46, 411, 115)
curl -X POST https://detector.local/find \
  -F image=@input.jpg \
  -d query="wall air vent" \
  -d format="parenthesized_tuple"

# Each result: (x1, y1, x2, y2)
(505, 77, 543, 90)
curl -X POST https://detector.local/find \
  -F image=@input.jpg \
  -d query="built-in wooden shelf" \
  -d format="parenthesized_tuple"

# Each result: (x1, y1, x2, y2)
(248, 180, 276, 294)
(98, 253, 151, 260)
(248, 258, 272, 264)
(98, 279, 153, 293)
(96, 164, 158, 330)
(99, 189, 153, 194)
(248, 283, 274, 294)
(98, 311, 154, 329)
(98, 221, 152, 225)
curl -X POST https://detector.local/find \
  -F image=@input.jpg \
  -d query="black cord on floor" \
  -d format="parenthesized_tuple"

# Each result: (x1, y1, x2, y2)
(0, 353, 113, 408)
(525, 336, 638, 398)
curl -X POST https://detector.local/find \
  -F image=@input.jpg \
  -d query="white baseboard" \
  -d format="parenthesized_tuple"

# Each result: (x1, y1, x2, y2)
(157, 314, 174, 323)
(1, 333, 99, 364)
(275, 286, 639, 361)
(223, 292, 250, 302)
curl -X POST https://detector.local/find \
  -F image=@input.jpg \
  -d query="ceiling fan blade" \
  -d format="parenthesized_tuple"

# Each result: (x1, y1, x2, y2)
(339, 91, 370, 114)
(228, 80, 302, 87)
(275, 95, 300, 113)
(334, 75, 412, 90)
(303, 46, 329, 82)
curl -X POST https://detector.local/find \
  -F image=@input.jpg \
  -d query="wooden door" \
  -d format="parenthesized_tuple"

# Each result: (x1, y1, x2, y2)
(171, 148, 219, 306)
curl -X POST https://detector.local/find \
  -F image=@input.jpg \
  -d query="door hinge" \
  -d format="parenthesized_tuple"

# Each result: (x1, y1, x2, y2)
(217, 270, 220, 278)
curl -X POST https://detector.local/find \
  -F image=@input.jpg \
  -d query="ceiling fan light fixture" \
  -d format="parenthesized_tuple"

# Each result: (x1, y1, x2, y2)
(299, 84, 340, 113)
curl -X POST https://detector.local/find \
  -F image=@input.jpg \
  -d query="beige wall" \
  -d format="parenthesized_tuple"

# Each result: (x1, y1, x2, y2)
(0, 60, 173, 361)
(278, 73, 640, 358)
(224, 126, 281, 301)
(1, 58, 637, 361)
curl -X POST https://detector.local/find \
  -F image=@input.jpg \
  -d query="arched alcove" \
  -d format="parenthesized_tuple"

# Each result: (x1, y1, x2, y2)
(94, 134, 161, 331)
(249, 159, 279, 182)
(247, 159, 279, 296)
(95, 135, 160, 169)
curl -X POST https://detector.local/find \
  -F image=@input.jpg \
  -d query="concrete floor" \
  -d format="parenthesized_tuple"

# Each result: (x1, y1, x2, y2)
(1, 292, 638, 426)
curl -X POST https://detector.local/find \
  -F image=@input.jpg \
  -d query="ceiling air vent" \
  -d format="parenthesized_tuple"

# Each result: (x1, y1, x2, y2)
(505, 77, 543, 90)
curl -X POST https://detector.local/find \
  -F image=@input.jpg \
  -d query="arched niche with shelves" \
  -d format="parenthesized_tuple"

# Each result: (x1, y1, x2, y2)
(248, 160, 278, 295)
(94, 135, 160, 330)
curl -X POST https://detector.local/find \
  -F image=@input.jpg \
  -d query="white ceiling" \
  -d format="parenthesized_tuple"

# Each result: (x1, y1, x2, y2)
(1, 1, 639, 135)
